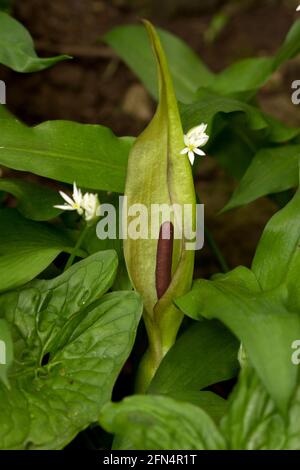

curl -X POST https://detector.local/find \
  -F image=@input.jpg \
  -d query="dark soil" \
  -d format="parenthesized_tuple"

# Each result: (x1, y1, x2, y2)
(2, 0, 300, 276)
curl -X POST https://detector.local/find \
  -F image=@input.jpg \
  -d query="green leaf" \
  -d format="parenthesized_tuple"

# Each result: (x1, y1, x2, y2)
(0, 208, 73, 292)
(0, 119, 133, 193)
(181, 90, 300, 153)
(165, 390, 227, 424)
(209, 122, 255, 179)
(221, 367, 300, 450)
(176, 266, 300, 412)
(0, 178, 63, 221)
(223, 146, 300, 212)
(106, 20, 300, 101)
(0, 12, 69, 72)
(0, 319, 13, 387)
(210, 20, 300, 97)
(262, 114, 300, 143)
(148, 320, 239, 394)
(180, 90, 268, 135)
(252, 181, 300, 293)
(0, 251, 143, 449)
(100, 395, 226, 450)
(105, 25, 214, 103)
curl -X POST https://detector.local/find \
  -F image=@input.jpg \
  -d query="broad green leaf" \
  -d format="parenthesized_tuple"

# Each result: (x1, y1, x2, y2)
(221, 367, 300, 450)
(113, 389, 227, 450)
(211, 20, 300, 97)
(106, 20, 300, 100)
(124, 22, 196, 392)
(105, 25, 214, 103)
(0, 178, 62, 221)
(0, 12, 69, 72)
(0, 319, 13, 387)
(148, 320, 239, 394)
(100, 395, 226, 450)
(0, 119, 133, 193)
(165, 390, 227, 424)
(262, 114, 300, 143)
(176, 266, 300, 412)
(0, 209, 73, 292)
(0, 250, 118, 360)
(223, 146, 300, 212)
(180, 91, 268, 135)
(181, 91, 300, 151)
(209, 122, 255, 179)
(252, 182, 300, 293)
(0, 251, 143, 449)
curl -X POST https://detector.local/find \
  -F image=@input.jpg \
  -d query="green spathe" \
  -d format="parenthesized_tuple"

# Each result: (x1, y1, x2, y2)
(123, 21, 196, 391)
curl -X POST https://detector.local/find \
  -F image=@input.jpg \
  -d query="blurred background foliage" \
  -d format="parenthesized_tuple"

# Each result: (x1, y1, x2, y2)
(1, 0, 300, 277)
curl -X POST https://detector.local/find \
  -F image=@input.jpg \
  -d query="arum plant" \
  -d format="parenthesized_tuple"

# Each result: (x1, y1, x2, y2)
(54, 182, 100, 270)
(123, 21, 208, 392)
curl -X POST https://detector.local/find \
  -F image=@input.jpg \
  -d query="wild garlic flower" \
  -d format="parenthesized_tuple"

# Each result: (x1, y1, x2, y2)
(54, 182, 100, 223)
(181, 123, 209, 165)
(55, 182, 84, 215)
(82, 192, 100, 222)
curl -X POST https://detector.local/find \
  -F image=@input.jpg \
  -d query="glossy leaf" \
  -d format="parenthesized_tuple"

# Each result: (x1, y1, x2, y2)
(0, 178, 63, 221)
(210, 20, 300, 97)
(106, 20, 300, 100)
(252, 181, 300, 293)
(221, 367, 300, 450)
(223, 146, 300, 212)
(105, 25, 214, 103)
(176, 266, 300, 412)
(166, 390, 227, 424)
(148, 320, 239, 394)
(181, 91, 300, 151)
(100, 395, 226, 450)
(209, 122, 255, 179)
(180, 90, 268, 135)
(0, 12, 69, 72)
(0, 119, 133, 193)
(0, 251, 143, 449)
(0, 209, 73, 292)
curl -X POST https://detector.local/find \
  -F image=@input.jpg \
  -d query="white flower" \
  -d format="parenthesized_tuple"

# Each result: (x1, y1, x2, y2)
(54, 182, 100, 223)
(54, 182, 84, 215)
(82, 192, 100, 222)
(180, 123, 209, 165)
(297, 5, 300, 11)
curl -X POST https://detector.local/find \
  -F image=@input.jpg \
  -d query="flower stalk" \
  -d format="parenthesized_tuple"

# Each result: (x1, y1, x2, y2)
(54, 182, 100, 271)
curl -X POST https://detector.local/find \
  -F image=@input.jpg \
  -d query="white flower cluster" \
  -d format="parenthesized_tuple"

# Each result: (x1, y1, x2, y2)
(181, 123, 209, 165)
(55, 182, 100, 223)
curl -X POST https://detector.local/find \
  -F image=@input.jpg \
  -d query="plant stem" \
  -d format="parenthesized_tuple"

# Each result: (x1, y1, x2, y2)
(196, 192, 229, 273)
(204, 227, 229, 273)
(135, 318, 164, 393)
(64, 223, 89, 271)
